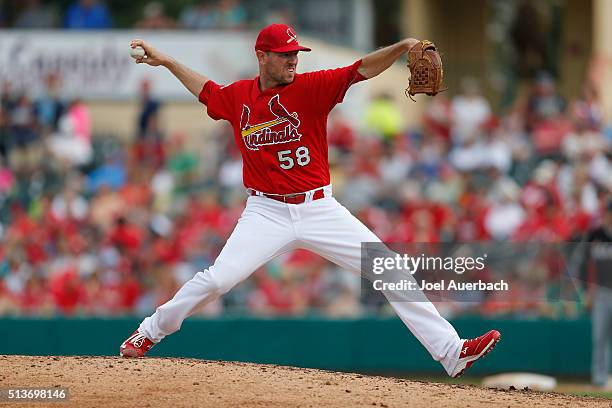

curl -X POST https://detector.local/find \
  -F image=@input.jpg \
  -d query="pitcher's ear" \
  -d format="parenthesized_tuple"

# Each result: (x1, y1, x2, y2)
(256, 50, 267, 64)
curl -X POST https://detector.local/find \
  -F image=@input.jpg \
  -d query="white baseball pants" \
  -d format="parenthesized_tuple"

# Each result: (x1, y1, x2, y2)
(140, 187, 462, 375)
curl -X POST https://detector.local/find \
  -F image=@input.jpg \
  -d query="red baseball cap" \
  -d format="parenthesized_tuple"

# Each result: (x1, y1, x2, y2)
(255, 24, 311, 53)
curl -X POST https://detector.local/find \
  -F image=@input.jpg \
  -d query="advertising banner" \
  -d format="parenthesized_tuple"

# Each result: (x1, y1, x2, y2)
(0, 30, 367, 114)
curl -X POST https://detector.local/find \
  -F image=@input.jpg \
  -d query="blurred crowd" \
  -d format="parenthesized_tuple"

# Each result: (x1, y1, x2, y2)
(1, 0, 288, 31)
(0, 64, 610, 319)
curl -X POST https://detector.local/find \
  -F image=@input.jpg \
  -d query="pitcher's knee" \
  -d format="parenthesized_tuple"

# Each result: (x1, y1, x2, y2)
(206, 264, 247, 295)
(210, 273, 239, 295)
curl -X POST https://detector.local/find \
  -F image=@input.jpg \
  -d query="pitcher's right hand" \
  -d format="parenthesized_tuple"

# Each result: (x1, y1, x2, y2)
(130, 39, 169, 67)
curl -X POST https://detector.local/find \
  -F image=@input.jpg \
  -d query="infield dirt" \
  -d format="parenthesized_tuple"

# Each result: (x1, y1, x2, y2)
(0, 355, 608, 407)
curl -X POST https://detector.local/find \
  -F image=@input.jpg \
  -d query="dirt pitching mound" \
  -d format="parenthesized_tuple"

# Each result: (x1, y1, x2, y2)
(0, 355, 608, 407)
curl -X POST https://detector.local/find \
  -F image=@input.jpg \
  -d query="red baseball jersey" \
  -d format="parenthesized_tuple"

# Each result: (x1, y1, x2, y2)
(198, 60, 366, 194)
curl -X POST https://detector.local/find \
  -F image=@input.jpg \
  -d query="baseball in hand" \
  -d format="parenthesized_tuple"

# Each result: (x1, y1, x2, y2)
(130, 46, 146, 59)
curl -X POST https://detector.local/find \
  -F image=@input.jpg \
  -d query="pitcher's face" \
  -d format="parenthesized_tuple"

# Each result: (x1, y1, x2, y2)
(258, 51, 299, 85)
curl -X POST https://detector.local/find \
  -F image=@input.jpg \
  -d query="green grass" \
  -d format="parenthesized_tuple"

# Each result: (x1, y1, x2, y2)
(566, 390, 612, 398)
(388, 373, 612, 399)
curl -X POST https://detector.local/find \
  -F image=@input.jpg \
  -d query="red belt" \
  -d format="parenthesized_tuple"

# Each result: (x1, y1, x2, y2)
(249, 188, 325, 204)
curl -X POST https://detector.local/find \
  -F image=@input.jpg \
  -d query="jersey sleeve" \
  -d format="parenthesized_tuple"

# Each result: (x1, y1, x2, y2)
(198, 80, 235, 121)
(307, 60, 367, 113)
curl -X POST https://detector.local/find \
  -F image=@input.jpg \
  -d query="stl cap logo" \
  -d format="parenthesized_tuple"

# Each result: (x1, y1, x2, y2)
(286, 28, 297, 43)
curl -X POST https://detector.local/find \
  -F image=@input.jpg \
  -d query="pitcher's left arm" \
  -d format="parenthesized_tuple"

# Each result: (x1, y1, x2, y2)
(357, 38, 420, 79)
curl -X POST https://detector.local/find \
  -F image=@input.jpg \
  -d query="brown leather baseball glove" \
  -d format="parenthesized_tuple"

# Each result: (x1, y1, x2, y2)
(405, 40, 446, 101)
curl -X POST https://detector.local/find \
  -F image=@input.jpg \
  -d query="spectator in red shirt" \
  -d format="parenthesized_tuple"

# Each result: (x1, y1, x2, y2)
(49, 267, 85, 315)
(108, 216, 143, 255)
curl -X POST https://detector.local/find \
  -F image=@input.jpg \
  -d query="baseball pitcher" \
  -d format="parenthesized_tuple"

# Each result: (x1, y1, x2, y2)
(120, 24, 500, 378)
